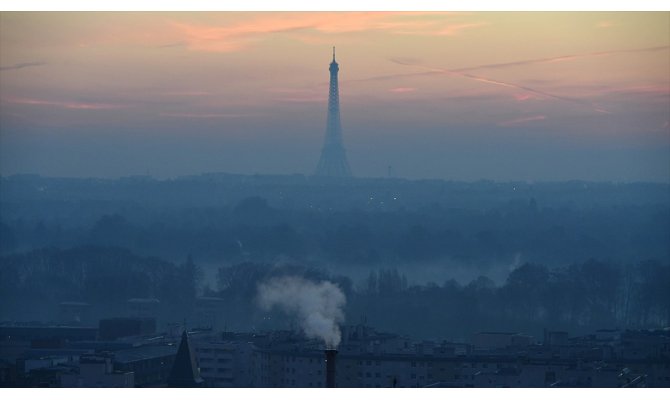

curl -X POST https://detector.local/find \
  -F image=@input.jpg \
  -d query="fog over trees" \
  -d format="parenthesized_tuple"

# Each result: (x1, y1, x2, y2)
(1, 173, 668, 340)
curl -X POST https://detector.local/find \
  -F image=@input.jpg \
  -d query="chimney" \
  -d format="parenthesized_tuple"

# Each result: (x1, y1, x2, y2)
(325, 349, 337, 388)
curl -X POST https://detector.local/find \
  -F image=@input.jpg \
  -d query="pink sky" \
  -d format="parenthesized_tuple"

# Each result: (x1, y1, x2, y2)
(0, 12, 668, 181)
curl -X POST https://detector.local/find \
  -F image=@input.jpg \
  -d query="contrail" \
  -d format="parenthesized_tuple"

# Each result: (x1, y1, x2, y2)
(0, 61, 46, 71)
(389, 58, 612, 114)
(345, 46, 669, 110)
(451, 45, 669, 73)
(347, 45, 669, 84)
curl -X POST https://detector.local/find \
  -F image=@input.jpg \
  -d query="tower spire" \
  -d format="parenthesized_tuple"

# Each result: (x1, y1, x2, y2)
(315, 48, 352, 178)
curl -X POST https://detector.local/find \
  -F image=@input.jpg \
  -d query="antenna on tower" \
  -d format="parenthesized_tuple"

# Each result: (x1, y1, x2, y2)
(333, 46, 336, 61)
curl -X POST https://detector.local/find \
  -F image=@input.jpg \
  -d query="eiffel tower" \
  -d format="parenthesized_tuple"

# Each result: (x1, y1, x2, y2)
(315, 47, 353, 178)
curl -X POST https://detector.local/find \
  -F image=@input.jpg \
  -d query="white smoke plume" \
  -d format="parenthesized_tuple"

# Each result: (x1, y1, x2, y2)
(257, 276, 346, 348)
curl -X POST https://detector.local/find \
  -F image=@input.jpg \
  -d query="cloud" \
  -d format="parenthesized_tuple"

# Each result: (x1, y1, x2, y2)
(161, 91, 212, 97)
(346, 71, 440, 85)
(597, 21, 615, 28)
(514, 93, 542, 102)
(8, 98, 126, 110)
(7, 13, 484, 55)
(451, 45, 669, 73)
(159, 112, 256, 118)
(265, 87, 326, 103)
(436, 22, 488, 36)
(0, 62, 46, 71)
(498, 115, 547, 127)
(603, 85, 670, 96)
(389, 87, 416, 93)
(167, 13, 485, 53)
(277, 96, 326, 103)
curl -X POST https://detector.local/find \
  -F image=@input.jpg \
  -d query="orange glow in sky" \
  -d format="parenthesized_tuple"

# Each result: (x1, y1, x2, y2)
(1, 12, 669, 181)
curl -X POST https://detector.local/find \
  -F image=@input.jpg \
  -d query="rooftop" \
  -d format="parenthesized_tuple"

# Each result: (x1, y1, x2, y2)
(113, 345, 178, 364)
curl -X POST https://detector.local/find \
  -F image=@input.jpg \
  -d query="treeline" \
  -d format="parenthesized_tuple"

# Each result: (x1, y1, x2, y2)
(2, 247, 668, 341)
(0, 246, 197, 323)
(209, 259, 670, 340)
(2, 193, 668, 268)
(353, 260, 670, 340)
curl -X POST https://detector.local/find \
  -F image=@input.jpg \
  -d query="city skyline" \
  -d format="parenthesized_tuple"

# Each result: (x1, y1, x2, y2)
(0, 12, 669, 182)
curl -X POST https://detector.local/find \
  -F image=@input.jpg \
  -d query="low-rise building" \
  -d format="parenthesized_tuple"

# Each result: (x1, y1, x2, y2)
(113, 345, 177, 387)
(61, 354, 134, 388)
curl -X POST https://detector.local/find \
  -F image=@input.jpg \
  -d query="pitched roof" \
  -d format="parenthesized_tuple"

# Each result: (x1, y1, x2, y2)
(167, 331, 203, 388)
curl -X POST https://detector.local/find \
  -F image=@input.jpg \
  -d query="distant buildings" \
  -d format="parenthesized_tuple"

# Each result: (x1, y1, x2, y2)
(472, 332, 534, 350)
(191, 331, 254, 387)
(57, 302, 91, 325)
(1, 320, 668, 387)
(60, 354, 134, 388)
(114, 345, 176, 387)
(98, 317, 156, 341)
(194, 297, 226, 330)
(127, 298, 160, 319)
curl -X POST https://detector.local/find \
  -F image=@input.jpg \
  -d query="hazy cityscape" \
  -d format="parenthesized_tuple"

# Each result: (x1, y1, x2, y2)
(1, 11, 669, 388)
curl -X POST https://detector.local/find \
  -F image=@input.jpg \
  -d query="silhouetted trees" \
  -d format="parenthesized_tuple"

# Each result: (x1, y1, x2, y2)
(1, 246, 668, 340)
(0, 247, 199, 323)
(349, 262, 670, 340)
(1, 175, 668, 339)
(2, 176, 668, 268)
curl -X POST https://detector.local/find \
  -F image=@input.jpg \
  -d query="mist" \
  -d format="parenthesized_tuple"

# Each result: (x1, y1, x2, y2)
(1, 11, 669, 389)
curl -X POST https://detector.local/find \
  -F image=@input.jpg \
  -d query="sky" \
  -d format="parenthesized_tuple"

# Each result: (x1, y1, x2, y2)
(0, 12, 669, 182)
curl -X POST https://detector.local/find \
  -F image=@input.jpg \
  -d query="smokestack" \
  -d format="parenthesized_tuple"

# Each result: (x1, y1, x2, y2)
(325, 349, 337, 388)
